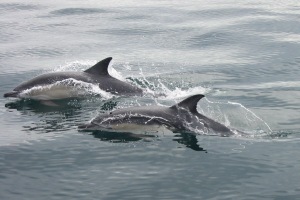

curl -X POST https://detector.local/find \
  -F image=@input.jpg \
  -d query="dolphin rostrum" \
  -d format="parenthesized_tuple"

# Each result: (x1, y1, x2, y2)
(4, 57, 143, 100)
(79, 94, 240, 136)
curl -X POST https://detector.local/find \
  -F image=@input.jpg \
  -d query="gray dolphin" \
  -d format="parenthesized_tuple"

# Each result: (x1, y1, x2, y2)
(4, 57, 143, 100)
(79, 94, 240, 136)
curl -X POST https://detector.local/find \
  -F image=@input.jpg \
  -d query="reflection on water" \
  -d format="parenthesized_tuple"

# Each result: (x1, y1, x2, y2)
(5, 98, 82, 113)
(173, 132, 207, 152)
(3, 98, 119, 136)
(5, 98, 119, 113)
(90, 130, 206, 152)
(91, 130, 155, 142)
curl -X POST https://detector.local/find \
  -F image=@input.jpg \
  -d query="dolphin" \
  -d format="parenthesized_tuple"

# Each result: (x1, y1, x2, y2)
(79, 94, 240, 137)
(4, 57, 143, 100)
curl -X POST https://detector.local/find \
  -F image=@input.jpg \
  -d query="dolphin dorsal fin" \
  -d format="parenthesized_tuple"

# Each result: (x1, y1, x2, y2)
(170, 94, 205, 113)
(84, 57, 112, 75)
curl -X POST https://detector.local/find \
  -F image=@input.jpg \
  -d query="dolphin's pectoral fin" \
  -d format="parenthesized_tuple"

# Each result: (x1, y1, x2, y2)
(170, 94, 205, 113)
(40, 100, 59, 107)
(84, 57, 112, 76)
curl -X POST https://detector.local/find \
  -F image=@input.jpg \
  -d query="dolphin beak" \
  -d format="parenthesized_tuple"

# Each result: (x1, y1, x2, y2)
(78, 123, 93, 130)
(4, 91, 19, 98)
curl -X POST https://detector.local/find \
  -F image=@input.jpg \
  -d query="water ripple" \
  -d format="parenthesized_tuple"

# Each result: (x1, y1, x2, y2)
(93, 27, 163, 36)
(0, 3, 41, 11)
(50, 8, 110, 16)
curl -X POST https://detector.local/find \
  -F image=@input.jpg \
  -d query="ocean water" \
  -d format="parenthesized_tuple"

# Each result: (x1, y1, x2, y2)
(1, 0, 300, 199)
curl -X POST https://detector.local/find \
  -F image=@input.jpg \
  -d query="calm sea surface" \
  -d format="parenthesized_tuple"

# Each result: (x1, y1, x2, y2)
(1, 0, 300, 199)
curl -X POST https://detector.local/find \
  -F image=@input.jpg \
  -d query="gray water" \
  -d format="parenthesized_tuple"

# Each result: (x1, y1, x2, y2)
(1, 0, 300, 199)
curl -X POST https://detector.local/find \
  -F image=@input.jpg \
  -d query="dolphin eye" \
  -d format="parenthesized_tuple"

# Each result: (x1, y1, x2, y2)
(109, 112, 112, 114)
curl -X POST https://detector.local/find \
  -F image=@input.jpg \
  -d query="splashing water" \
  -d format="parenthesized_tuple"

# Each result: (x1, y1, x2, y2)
(123, 66, 272, 137)
(53, 60, 97, 72)
(197, 98, 272, 136)
(126, 68, 210, 99)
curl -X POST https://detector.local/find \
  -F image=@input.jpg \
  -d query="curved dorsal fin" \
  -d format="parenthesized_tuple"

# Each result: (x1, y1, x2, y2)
(84, 57, 112, 75)
(170, 94, 205, 113)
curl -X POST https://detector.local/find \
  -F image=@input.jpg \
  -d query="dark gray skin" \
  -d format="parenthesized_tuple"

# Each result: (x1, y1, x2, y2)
(4, 57, 143, 98)
(79, 94, 238, 136)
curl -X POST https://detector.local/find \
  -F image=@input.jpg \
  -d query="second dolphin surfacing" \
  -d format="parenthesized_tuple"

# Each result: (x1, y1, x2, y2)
(79, 94, 241, 137)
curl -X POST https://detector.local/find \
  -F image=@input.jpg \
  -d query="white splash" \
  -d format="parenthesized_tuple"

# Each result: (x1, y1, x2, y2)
(198, 98, 272, 135)
(53, 60, 96, 72)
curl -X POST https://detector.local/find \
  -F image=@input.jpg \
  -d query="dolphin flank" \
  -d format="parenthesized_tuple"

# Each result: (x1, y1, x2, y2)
(4, 57, 143, 100)
(79, 94, 240, 136)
